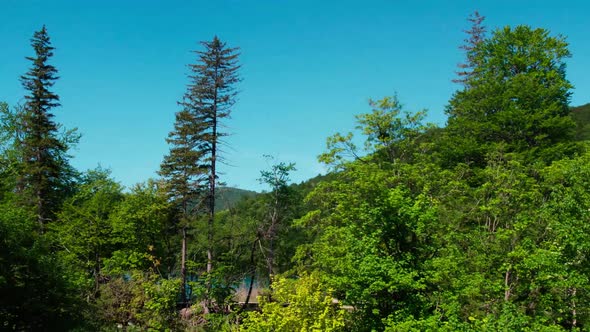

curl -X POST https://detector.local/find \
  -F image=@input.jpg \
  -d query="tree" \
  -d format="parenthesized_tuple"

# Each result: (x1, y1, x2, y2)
(96, 270, 181, 330)
(258, 158, 296, 281)
(106, 180, 175, 277)
(0, 103, 25, 198)
(161, 36, 240, 306)
(159, 106, 206, 306)
(453, 11, 486, 86)
(0, 103, 26, 156)
(301, 100, 440, 329)
(53, 168, 124, 298)
(445, 25, 577, 166)
(19, 26, 72, 231)
(181, 36, 240, 290)
(241, 272, 348, 332)
(0, 201, 86, 330)
(295, 160, 437, 331)
(319, 96, 431, 168)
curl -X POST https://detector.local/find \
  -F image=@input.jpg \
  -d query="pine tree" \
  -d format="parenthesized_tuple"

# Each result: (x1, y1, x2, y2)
(186, 36, 240, 283)
(161, 36, 240, 306)
(159, 108, 207, 306)
(452, 11, 486, 86)
(19, 26, 70, 231)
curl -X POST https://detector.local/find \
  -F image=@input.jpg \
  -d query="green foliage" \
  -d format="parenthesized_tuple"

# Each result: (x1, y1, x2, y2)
(18, 26, 75, 227)
(51, 168, 124, 296)
(445, 25, 578, 166)
(49, 169, 177, 332)
(106, 180, 174, 275)
(258, 158, 297, 278)
(384, 302, 569, 331)
(302, 94, 442, 330)
(571, 103, 590, 141)
(0, 103, 23, 199)
(295, 160, 437, 330)
(241, 272, 348, 332)
(97, 271, 181, 331)
(3, 16, 590, 332)
(319, 96, 432, 168)
(159, 104, 205, 215)
(0, 103, 24, 154)
(356, 96, 431, 163)
(216, 187, 258, 211)
(160, 36, 242, 307)
(0, 200, 85, 330)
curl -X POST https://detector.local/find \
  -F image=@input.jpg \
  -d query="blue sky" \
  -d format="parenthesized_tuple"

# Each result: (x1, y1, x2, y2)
(1, 0, 588, 191)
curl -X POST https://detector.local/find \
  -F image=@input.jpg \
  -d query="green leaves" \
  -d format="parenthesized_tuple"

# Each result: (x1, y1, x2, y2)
(319, 96, 433, 168)
(296, 160, 438, 329)
(356, 96, 429, 162)
(241, 272, 348, 332)
(3, 15, 590, 332)
(446, 25, 577, 166)
(96, 271, 181, 330)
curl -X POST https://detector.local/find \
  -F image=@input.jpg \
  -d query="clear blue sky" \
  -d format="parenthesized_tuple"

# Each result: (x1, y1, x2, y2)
(1, 0, 588, 191)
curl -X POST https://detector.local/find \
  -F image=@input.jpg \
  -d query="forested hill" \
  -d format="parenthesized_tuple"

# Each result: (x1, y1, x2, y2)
(215, 187, 258, 211)
(572, 103, 590, 141)
(215, 177, 330, 212)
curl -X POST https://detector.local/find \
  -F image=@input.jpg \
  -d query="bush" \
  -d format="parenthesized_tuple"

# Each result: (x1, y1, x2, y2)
(241, 272, 348, 331)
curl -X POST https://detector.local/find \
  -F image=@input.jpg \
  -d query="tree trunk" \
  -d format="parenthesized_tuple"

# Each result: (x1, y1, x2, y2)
(267, 237, 274, 283)
(504, 269, 511, 301)
(36, 145, 44, 233)
(206, 65, 219, 307)
(572, 287, 577, 327)
(180, 226, 187, 307)
(37, 186, 43, 233)
(94, 251, 101, 297)
(240, 239, 258, 312)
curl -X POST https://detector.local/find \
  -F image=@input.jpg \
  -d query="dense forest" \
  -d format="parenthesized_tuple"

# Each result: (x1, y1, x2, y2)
(2, 12, 590, 331)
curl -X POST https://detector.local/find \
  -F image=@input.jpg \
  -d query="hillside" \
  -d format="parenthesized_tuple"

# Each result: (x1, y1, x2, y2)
(215, 186, 258, 211)
(572, 103, 590, 141)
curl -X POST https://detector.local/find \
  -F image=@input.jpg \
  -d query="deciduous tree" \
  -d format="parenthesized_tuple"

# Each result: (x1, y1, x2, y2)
(445, 25, 577, 166)
(258, 158, 296, 281)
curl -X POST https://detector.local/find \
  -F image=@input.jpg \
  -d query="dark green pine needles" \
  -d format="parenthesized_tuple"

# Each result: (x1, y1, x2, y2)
(19, 25, 71, 231)
(160, 36, 240, 306)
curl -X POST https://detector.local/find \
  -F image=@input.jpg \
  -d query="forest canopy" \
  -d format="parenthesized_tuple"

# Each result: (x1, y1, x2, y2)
(2, 12, 590, 332)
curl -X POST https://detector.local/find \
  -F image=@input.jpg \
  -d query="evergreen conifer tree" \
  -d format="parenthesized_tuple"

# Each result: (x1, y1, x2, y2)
(186, 36, 240, 281)
(453, 11, 486, 85)
(160, 108, 207, 306)
(19, 26, 70, 231)
(161, 36, 240, 306)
